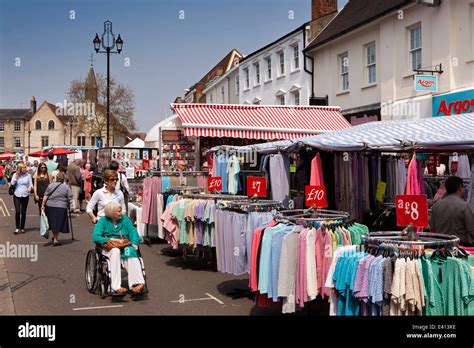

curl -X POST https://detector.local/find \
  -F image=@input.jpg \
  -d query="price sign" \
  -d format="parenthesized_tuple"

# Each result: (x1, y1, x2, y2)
(247, 177, 267, 198)
(395, 195, 429, 228)
(208, 177, 222, 192)
(305, 185, 328, 208)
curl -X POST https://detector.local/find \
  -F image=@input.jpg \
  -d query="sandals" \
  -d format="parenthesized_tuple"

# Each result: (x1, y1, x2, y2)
(112, 287, 128, 295)
(131, 284, 145, 294)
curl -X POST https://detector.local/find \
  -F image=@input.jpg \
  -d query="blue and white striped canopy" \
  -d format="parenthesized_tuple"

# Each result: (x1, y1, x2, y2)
(303, 113, 474, 152)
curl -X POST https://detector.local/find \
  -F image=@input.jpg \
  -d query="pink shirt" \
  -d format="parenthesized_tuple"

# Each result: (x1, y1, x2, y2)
(296, 229, 309, 307)
(161, 201, 179, 249)
(315, 227, 332, 298)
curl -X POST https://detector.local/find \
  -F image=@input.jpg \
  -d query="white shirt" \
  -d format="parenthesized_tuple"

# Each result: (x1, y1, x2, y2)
(86, 187, 125, 218)
(115, 172, 130, 193)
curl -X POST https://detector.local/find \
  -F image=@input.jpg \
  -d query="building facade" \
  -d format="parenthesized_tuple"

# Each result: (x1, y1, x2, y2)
(305, 0, 474, 124)
(238, 22, 312, 106)
(202, 65, 239, 105)
(0, 108, 31, 153)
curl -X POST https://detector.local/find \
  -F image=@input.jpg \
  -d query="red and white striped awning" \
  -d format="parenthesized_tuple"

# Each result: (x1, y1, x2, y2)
(170, 103, 351, 140)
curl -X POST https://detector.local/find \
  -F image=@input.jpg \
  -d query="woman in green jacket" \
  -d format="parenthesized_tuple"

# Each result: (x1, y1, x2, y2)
(92, 201, 145, 295)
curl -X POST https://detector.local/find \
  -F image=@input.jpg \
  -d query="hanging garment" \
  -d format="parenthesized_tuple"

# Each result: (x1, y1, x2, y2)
(406, 156, 422, 195)
(449, 155, 471, 179)
(227, 155, 240, 195)
(277, 229, 300, 314)
(269, 154, 290, 207)
(216, 154, 229, 194)
(310, 153, 325, 186)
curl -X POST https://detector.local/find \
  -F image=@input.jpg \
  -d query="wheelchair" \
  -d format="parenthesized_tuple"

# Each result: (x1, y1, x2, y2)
(85, 244, 148, 300)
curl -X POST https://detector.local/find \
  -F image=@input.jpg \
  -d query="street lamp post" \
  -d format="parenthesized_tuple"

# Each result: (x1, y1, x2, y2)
(28, 130, 31, 154)
(92, 20, 123, 148)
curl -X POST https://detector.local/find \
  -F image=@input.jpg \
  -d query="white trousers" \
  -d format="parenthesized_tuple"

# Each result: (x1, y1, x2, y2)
(71, 185, 81, 211)
(102, 248, 145, 291)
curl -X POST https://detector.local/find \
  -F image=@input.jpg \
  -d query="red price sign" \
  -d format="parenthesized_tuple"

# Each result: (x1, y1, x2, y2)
(207, 177, 222, 192)
(395, 195, 429, 228)
(305, 185, 328, 208)
(247, 177, 267, 198)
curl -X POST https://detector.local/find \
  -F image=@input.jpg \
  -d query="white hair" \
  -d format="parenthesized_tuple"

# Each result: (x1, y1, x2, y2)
(104, 201, 122, 220)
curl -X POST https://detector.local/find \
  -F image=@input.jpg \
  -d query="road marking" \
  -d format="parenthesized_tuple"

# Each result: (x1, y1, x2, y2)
(73, 305, 123, 311)
(0, 198, 10, 217)
(171, 293, 224, 305)
(205, 293, 225, 305)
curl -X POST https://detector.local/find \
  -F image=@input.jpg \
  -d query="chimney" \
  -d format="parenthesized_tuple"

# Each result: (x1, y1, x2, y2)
(312, 0, 337, 21)
(31, 96, 37, 114)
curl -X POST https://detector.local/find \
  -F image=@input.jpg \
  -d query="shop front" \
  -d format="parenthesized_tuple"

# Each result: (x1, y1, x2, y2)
(432, 88, 474, 117)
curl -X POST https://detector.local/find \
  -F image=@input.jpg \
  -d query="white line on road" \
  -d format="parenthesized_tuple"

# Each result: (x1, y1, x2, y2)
(73, 305, 124, 311)
(171, 293, 224, 305)
(205, 292, 225, 305)
(0, 198, 10, 217)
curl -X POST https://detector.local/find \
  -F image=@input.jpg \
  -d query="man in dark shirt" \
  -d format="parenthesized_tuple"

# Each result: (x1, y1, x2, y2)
(430, 176, 474, 246)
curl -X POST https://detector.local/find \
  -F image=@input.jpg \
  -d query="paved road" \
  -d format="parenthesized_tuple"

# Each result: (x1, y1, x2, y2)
(0, 187, 285, 316)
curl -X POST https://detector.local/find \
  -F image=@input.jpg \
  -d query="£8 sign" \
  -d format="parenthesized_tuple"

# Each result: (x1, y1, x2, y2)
(395, 195, 428, 228)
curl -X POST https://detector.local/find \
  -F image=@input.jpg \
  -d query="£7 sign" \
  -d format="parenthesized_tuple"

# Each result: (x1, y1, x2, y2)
(208, 177, 222, 192)
(395, 195, 429, 228)
(305, 185, 328, 208)
(247, 177, 267, 198)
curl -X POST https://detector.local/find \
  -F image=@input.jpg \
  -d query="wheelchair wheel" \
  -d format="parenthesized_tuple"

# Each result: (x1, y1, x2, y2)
(85, 249, 99, 293)
(98, 264, 110, 299)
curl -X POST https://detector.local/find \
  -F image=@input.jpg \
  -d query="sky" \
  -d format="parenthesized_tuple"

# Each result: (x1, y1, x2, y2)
(0, 0, 349, 133)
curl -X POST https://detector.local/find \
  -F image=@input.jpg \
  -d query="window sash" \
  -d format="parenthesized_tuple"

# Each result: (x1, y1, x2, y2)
(245, 69, 249, 88)
(14, 121, 21, 131)
(279, 53, 285, 74)
(235, 74, 239, 95)
(410, 26, 422, 50)
(0, 137, 4, 147)
(14, 137, 21, 147)
(293, 45, 299, 69)
(294, 92, 300, 105)
(255, 63, 260, 84)
(0, 122, 4, 131)
(411, 49, 422, 70)
(266, 58, 272, 79)
(279, 96, 285, 105)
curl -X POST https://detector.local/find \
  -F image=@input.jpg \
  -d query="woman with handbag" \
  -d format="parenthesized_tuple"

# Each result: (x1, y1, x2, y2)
(41, 172, 72, 246)
(92, 201, 145, 295)
(34, 163, 51, 215)
(11, 163, 33, 234)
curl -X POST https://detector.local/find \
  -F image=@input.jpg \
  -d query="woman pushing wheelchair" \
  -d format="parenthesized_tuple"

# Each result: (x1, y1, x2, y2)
(91, 201, 145, 296)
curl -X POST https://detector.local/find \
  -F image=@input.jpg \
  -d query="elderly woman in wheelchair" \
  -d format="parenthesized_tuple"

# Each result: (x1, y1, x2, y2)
(90, 201, 146, 296)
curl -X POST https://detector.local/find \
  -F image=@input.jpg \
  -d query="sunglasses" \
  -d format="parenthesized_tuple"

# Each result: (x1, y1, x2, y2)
(109, 178, 118, 182)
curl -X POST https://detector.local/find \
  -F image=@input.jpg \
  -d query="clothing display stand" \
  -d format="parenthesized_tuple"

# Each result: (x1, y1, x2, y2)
(221, 199, 282, 300)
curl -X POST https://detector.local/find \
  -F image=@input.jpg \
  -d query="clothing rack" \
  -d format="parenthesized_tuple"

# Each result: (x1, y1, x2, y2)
(284, 208, 351, 222)
(224, 199, 282, 212)
(361, 231, 460, 248)
(424, 175, 470, 183)
(181, 193, 247, 201)
(150, 170, 208, 177)
(166, 186, 203, 194)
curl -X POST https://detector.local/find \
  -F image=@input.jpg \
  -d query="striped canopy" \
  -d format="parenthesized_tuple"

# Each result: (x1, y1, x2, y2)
(171, 103, 351, 140)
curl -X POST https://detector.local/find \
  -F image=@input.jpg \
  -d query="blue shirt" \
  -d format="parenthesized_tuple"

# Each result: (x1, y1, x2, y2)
(258, 224, 284, 294)
(11, 173, 33, 198)
(269, 226, 293, 301)
(162, 176, 171, 192)
(216, 154, 229, 194)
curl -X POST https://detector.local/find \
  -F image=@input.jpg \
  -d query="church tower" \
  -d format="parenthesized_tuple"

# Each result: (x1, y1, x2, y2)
(85, 66, 98, 103)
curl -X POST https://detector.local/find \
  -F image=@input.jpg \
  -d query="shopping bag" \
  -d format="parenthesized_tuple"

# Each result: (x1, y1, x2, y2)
(40, 211, 49, 239)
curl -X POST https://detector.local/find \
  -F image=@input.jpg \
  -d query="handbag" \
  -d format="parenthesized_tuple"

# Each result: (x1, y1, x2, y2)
(40, 211, 49, 239)
(8, 184, 16, 196)
(103, 230, 132, 251)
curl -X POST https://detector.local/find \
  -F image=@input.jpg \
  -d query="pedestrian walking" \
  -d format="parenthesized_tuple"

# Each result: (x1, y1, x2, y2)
(45, 153, 58, 174)
(4, 160, 14, 189)
(83, 163, 93, 202)
(11, 163, 33, 234)
(67, 159, 83, 214)
(0, 162, 5, 187)
(86, 169, 125, 224)
(31, 160, 39, 177)
(34, 162, 52, 215)
(42, 172, 72, 246)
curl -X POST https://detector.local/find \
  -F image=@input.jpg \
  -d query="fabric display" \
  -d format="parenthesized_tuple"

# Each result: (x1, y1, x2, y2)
(214, 210, 274, 276)
(161, 198, 216, 249)
(249, 221, 369, 313)
(269, 154, 290, 207)
(329, 247, 474, 316)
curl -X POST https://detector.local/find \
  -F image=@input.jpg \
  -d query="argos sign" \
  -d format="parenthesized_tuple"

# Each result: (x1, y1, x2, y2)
(432, 89, 474, 117)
